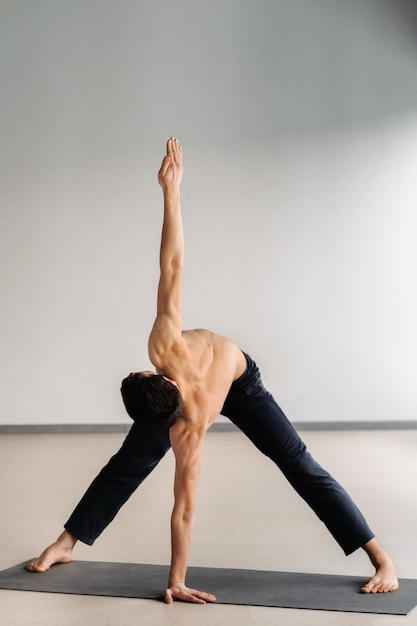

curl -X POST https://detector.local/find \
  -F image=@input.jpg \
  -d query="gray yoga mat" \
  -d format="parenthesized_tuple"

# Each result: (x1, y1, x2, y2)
(0, 561, 416, 615)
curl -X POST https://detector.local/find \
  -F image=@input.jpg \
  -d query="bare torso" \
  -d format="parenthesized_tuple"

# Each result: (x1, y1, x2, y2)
(155, 328, 246, 433)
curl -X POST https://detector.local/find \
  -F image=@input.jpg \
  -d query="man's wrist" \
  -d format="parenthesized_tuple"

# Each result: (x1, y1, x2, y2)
(168, 576, 185, 587)
(168, 563, 186, 587)
(162, 188, 180, 200)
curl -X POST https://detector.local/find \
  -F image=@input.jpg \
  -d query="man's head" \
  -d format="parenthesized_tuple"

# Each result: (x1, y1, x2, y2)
(120, 371, 183, 430)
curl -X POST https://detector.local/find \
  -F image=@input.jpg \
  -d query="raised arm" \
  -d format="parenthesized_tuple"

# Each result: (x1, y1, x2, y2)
(148, 138, 184, 367)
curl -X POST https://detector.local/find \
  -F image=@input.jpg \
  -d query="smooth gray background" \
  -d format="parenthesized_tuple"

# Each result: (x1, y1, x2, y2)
(1, 0, 417, 426)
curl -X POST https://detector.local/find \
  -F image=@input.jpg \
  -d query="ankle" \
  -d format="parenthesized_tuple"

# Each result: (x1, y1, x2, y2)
(57, 530, 78, 549)
(363, 538, 390, 565)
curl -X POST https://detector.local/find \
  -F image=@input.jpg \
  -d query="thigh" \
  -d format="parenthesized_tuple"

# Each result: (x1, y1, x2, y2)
(221, 383, 306, 464)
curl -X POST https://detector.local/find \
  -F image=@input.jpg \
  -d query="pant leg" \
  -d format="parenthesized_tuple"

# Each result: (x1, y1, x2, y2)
(221, 353, 374, 555)
(64, 421, 171, 545)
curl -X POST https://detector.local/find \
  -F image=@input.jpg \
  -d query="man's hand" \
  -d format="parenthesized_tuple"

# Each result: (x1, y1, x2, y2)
(158, 137, 183, 192)
(164, 582, 217, 604)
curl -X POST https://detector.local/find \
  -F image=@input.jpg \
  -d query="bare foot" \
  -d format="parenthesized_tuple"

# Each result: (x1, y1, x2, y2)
(361, 538, 399, 593)
(26, 531, 77, 573)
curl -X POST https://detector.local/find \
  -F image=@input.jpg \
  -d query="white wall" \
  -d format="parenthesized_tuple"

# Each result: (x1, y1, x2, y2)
(1, 0, 417, 425)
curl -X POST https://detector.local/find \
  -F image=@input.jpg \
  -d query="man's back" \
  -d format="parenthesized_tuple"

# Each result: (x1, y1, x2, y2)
(155, 328, 246, 432)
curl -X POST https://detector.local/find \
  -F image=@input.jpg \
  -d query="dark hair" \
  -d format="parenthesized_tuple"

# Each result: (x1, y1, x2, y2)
(120, 374, 183, 430)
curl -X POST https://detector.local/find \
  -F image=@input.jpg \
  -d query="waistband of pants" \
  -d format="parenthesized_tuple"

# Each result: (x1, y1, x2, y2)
(230, 351, 259, 388)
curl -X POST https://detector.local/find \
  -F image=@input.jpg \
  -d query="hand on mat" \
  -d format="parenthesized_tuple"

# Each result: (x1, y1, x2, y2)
(164, 583, 216, 604)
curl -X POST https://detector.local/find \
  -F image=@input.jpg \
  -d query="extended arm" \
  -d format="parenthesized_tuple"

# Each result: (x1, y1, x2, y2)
(148, 138, 184, 366)
(164, 429, 216, 605)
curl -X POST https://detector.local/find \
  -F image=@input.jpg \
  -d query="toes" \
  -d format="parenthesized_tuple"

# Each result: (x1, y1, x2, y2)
(26, 562, 44, 573)
(362, 580, 398, 594)
(361, 581, 380, 594)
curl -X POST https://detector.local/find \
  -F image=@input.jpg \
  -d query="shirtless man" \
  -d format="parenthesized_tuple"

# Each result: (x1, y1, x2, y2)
(27, 138, 398, 601)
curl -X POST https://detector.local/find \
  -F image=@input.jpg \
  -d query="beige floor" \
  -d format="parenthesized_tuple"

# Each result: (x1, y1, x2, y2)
(0, 428, 416, 626)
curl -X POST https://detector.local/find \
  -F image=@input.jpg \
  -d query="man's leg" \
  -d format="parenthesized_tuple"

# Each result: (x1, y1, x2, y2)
(27, 422, 171, 572)
(221, 353, 398, 593)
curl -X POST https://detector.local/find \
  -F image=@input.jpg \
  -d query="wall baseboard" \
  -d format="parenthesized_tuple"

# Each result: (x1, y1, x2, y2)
(0, 421, 416, 435)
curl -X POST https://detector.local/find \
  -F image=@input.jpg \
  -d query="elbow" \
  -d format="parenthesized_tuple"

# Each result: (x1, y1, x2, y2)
(160, 254, 183, 274)
(169, 260, 183, 276)
(172, 506, 195, 526)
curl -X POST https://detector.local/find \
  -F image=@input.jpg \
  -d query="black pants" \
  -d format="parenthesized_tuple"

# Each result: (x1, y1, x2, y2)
(65, 352, 374, 555)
